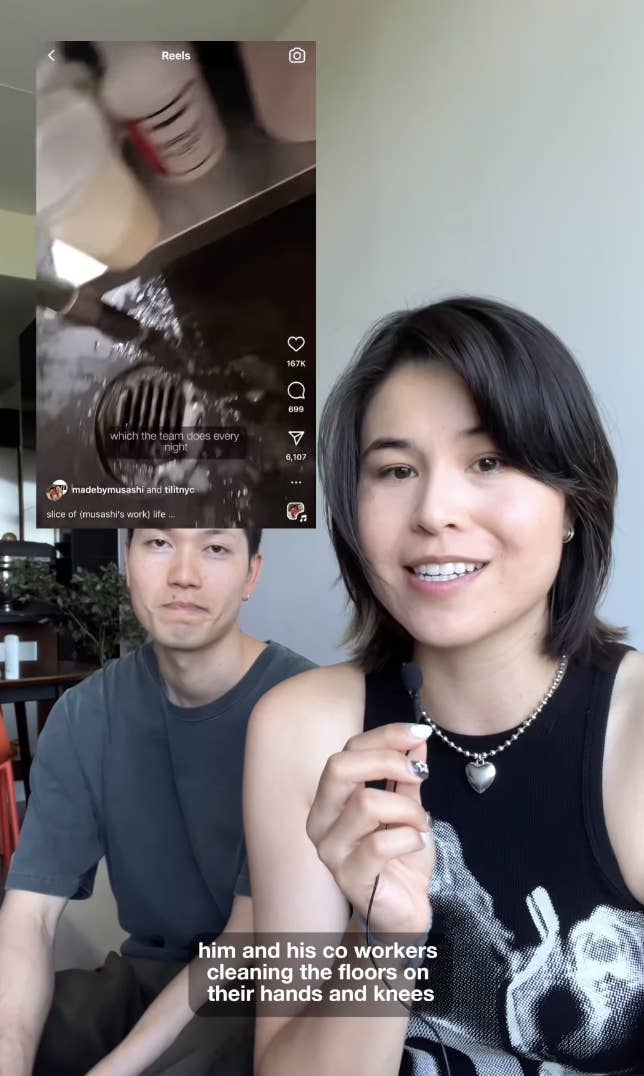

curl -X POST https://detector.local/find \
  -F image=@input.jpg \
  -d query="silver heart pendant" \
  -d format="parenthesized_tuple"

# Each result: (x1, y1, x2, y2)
(465, 760, 496, 793)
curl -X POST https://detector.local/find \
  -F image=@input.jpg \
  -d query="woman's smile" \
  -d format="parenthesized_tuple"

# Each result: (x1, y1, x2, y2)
(406, 560, 488, 596)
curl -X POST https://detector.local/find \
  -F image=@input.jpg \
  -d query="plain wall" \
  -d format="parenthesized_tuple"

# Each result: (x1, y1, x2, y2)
(0, 211, 35, 279)
(240, 527, 347, 666)
(238, 0, 644, 664)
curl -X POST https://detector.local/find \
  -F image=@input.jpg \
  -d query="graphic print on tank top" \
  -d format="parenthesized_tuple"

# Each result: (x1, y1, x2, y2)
(403, 820, 644, 1076)
(363, 646, 644, 1076)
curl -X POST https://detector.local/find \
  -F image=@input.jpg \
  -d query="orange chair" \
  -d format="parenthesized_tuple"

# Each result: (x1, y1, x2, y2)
(0, 705, 20, 871)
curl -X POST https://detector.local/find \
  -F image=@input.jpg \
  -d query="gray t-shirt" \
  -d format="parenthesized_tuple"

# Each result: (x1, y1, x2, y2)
(7, 640, 314, 961)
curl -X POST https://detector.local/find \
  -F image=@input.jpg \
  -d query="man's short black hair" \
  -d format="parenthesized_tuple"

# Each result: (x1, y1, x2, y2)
(126, 529, 262, 558)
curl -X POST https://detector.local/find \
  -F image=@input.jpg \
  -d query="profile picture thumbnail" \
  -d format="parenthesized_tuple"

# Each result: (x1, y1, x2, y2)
(46, 479, 68, 502)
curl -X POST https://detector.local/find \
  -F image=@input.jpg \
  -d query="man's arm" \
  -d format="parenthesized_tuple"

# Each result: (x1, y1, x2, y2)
(0, 889, 67, 1076)
(85, 895, 253, 1076)
(1, 684, 104, 1074)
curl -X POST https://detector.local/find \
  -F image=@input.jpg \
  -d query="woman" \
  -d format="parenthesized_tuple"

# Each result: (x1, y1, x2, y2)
(245, 297, 644, 1076)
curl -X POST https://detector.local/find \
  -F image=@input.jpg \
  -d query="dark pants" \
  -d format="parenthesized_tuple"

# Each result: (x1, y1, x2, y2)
(34, 951, 255, 1076)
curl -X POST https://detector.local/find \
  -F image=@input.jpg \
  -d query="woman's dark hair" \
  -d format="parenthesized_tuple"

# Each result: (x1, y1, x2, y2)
(126, 528, 262, 559)
(319, 296, 626, 671)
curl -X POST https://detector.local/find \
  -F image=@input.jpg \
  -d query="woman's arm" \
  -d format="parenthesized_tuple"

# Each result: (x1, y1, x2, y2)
(85, 895, 253, 1076)
(245, 665, 434, 1076)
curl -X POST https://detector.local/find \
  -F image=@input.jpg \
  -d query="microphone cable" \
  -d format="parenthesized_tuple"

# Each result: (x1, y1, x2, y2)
(363, 660, 452, 1076)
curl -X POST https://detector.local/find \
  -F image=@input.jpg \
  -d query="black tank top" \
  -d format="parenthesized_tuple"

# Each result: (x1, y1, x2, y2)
(363, 644, 644, 1075)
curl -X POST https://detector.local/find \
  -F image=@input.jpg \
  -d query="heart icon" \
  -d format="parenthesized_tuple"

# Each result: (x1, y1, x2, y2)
(288, 336, 305, 352)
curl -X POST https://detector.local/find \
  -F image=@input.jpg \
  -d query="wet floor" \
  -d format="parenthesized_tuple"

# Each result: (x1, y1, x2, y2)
(37, 197, 315, 528)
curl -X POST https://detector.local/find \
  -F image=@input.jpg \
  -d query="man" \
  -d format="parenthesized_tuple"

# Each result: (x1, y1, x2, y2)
(0, 528, 314, 1075)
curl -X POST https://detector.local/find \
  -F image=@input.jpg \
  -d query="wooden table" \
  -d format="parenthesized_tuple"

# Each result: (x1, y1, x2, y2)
(0, 661, 97, 799)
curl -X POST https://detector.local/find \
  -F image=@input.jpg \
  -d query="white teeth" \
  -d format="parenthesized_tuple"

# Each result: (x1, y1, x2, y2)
(412, 561, 484, 580)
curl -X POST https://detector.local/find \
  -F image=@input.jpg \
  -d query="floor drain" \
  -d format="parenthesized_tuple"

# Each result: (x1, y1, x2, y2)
(95, 363, 205, 485)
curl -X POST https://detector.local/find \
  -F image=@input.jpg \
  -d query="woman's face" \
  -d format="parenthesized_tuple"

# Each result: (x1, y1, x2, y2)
(357, 361, 570, 652)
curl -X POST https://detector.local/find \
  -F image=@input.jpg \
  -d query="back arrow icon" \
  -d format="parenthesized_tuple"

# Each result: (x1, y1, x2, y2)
(48, 49, 56, 62)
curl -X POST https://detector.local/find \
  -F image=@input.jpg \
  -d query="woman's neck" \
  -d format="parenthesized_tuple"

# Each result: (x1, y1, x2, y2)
(413, 614, 563, 737)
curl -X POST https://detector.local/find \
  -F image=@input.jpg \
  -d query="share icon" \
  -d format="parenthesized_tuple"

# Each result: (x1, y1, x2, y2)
(288, 431, 305, 447)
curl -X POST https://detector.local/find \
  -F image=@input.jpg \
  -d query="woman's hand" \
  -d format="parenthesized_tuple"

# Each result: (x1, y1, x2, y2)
(306, 722, 434, 939)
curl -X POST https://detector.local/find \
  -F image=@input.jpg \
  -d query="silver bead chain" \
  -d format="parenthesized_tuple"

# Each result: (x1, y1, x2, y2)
(418, 654, 569, 764)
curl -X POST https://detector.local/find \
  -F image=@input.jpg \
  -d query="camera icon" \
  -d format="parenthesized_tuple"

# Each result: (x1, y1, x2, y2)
(288, 46, 306, 64)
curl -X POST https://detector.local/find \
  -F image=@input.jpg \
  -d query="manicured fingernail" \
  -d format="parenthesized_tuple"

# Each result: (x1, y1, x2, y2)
(409, 760, 429, 779)
(409, 724, 432, 739)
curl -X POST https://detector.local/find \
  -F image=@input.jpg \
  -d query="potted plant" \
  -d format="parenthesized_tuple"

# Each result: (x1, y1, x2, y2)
(6, 560, 146, 666)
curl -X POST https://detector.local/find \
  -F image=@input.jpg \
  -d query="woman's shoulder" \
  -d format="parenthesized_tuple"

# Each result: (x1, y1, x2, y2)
(603, 648, 644, 903)
(614, 645, 644, 686)
(608, 647, 644, 740)
(254, 659, 364, 710)
(249, 661, 367, 760)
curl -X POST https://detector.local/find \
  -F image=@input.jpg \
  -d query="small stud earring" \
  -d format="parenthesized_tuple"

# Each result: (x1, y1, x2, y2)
(242, 594, 250, 602)
(563, 527, 575, 544)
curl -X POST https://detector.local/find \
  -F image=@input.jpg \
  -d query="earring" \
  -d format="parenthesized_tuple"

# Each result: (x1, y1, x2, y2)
(563, 527, 575, 544)
(242, 594, 250, 602)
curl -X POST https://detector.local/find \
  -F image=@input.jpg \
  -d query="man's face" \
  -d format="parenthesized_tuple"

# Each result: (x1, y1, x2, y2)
(125, 529, 262, 653)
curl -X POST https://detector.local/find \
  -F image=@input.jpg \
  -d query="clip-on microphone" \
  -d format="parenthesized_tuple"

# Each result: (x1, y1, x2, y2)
(402, 660, 426, 722)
